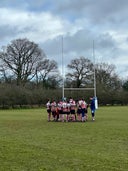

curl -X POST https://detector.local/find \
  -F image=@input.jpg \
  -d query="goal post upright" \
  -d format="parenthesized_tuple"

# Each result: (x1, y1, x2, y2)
(62, 36, 65, 100)
(93, 40, 97, 98)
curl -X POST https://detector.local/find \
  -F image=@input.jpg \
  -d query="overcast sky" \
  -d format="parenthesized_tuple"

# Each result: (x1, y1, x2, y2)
(0, 0, 128, 79)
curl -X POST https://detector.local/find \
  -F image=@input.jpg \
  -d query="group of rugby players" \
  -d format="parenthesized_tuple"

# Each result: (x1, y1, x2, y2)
(46, 97, 90, 122)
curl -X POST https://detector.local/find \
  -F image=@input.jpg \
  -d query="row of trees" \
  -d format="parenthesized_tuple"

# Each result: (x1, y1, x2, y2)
(0, 38, 128, 108)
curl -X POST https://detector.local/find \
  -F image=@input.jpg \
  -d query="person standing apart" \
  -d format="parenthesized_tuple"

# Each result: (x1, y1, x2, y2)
(90, 97, 96, 121)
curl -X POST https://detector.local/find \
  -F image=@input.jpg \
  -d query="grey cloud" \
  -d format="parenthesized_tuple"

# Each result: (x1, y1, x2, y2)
(1, 0, 128, 26)
(52, 0, 128, 26)
(41, 28, 118, 66)
(0, 25, 18, 44)
(126, 37, 128, 42)
(0, 0, 27, 9)
(96, 33, 116, 49)
(41, 29, 94, 58)
(0, 0, 56, 12)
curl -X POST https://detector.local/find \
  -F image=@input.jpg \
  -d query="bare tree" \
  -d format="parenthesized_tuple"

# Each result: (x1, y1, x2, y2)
(66, 56, 93, 88)
(95, 62, 122, 104)
(35, 59, 58, 84)
(0, 38, 47, 86)
(96, 62, 121, 91)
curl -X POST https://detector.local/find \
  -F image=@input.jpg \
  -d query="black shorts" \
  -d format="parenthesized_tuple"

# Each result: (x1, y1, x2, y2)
(81, 108, 85, 113)
(85, 109, 88, 114)
(77, 109, 82, 114)
(58, 110, 63, 114)
(70, 110, 75, 114)
(47, 109, 51, 113)
(67, 111, 70, 115)
(62, 111, 67, 114)
(52, 111, 56, 115)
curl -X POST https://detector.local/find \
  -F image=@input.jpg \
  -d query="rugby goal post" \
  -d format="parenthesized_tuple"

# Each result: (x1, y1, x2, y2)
(61, 37, 98, 108)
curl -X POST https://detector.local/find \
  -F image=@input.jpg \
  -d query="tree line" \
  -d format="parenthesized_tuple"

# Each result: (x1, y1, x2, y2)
(0, 38, 128, 108)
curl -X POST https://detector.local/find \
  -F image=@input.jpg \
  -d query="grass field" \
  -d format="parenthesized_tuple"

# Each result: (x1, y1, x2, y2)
(0, 106, 128, 171)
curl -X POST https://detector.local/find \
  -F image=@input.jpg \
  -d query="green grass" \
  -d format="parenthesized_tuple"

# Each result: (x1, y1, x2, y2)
(0, 107, 128, 171)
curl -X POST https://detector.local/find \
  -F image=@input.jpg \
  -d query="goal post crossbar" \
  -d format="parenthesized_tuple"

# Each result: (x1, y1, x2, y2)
(64, 87, 95, 91)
